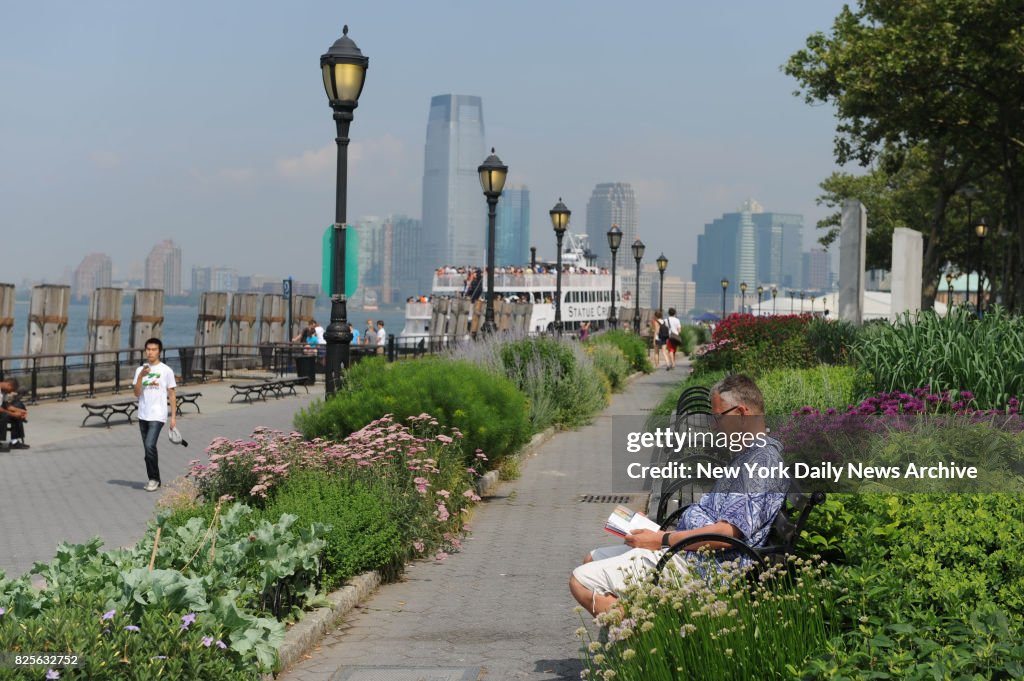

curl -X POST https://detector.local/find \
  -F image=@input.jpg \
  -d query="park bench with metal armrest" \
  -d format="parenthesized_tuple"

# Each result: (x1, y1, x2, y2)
(652, 490, 828, 584)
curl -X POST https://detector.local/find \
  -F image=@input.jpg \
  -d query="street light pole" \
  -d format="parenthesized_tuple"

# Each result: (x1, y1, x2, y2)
(720, 278, 729, 319)
(946, 272, 954, 308)
(740, 282, 747, 315)
(478, 148, 508, 336)
(550, 198, 570, 335)
(632, 239, 645, 334)
(320, 25, 368, 397)
(800, 291, 805, 313)
(656, 253, 668, 312)
(771, 286, 777, 315)
(756, 285, 764, 317)
(976, 218, 988, 317)
(607, 225, 622, 328)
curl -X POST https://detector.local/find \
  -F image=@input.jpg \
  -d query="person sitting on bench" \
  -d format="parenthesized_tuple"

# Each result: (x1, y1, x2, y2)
(569, 374, 787, 616)
(0, 379, 29, 451)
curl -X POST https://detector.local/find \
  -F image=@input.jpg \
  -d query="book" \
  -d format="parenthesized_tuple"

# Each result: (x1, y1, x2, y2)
(605, 505, 662, 538)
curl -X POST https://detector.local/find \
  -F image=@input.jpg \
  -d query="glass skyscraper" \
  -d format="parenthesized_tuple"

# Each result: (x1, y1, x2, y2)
(420, 94, 487, 285)
(585, 183, 638, 264)
(494, 186, 530, 267)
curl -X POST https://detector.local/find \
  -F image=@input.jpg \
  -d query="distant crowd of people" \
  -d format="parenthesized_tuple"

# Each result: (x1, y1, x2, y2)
(291, 318, 388, 353)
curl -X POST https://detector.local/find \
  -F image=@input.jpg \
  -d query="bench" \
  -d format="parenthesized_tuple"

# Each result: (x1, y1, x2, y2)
(653, 490, 828, 584)
(81, 398, 137, 427)
(229, 378, 309, 404)
(176, 391, 202, 415)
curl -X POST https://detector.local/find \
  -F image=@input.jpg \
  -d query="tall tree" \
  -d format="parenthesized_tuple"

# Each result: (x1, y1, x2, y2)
(785, 0, 1024, 308)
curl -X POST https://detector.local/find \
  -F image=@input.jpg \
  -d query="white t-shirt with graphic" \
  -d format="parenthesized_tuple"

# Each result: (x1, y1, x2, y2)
(133, 362, 177, 422)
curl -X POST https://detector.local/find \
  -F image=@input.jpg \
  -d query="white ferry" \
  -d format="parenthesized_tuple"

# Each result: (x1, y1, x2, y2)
(400, 233, 621, 340)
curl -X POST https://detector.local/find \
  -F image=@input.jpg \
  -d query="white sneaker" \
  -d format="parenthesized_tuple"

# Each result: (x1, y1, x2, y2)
(144, 480, 160, 492)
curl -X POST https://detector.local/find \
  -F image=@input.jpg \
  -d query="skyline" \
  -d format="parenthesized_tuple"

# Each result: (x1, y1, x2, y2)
(2, 2, 849, 286)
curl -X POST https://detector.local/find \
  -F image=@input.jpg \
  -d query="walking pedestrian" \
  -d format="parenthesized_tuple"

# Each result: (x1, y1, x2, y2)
(132, 338, 176, 492)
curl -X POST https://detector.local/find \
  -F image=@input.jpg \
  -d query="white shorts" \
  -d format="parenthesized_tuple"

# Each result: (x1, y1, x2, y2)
(573, 544, 688, 596)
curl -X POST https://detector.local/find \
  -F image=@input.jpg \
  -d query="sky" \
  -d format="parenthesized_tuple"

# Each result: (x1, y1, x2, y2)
(1, 1, 850, 288)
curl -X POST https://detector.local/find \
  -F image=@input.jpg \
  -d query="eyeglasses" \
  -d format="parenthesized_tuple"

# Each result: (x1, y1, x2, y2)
(713, 405, 740, 419)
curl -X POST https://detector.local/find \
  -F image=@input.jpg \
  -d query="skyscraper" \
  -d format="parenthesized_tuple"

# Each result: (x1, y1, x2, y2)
(145, 240, 182, 296)
(691, 201, 803, 313)
(585, 183, 638, 264)
(494, 185, 530, 267)
(391, 215, 422, 299)
(420, 95, 487, 284)
(72, 253, 112, 301)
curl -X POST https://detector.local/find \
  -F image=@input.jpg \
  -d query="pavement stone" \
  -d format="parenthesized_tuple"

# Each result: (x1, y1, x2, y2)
(277, 364, 686, 681)
(0, 379, 319, 577)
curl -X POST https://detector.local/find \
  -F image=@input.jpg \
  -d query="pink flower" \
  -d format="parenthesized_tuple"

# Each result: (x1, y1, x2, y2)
(436, 489, 450, 498)
(435, 503, 450, 522)
(463, 490, 482, 502)
(413, 540, 425, 553)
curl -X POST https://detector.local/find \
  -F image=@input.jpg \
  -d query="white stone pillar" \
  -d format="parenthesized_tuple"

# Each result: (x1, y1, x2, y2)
(839, 200, 867, 324)
(890, 227, 923, 321)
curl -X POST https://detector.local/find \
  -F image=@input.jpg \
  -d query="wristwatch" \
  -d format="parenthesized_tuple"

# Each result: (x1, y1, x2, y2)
(661, 532, 672, 548)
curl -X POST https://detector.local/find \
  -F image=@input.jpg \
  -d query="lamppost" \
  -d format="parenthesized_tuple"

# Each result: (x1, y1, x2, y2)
(960, 186, 980, 310)
(946, 272, 954, 307)
(530, 246, 537, 271)
(478, 148, 508, 335)
(756, 285, 764, 317)
(810, 296, 815, 314)
(975, 217, 988, 317)
(656, 253, 668, 312)
(799, 291, 805, 313)
(320, 25, 368, 397)
(632, 239, 645, 334)
(771, 286, 777, 315)
(607, 225, 622, 328)
(739, 282, 747, 315)
(549, 198, 570, 334)
(720, 278, 729, 319)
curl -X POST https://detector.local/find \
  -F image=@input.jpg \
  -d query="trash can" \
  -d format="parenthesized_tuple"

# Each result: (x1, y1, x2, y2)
(178, 348, 195, 381)
(294, 354, 316, 385)
(259, 344, 274, 370)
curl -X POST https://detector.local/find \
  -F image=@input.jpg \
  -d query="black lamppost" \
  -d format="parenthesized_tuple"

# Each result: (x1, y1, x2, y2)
(478, 148, 508, 335)
(739, 282, 747, 315)
(656, 253, 668, 312)
(771, 286, 777, 315)
(946, 272, 954, 306)
(320, 25, 368, 397)
(960, 186, 980, 311)
(530, 246, 537, 271)
(756, 285, 764, 317)
(799, 291, 806, 313)
(550, 198, 570, 334)
(632, 239, 645, 334)
(975, 217, 988, 317)
(720, 278, 729, 319)
(607, 225, 622, 328)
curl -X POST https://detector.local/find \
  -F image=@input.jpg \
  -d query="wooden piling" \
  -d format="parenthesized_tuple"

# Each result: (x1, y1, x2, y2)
(258, 294, 287, 344)
(0, 283, 14, 358)
(25, 285, 69, 367)
(195, 292, 228, 347)
(228, 293, 259, 353)
(87, 287, 123, 379)
(130, 289, 164, 350)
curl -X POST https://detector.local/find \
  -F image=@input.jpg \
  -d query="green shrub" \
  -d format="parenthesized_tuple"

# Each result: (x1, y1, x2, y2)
(295, 357, 530, 468)
(674, 325, 697, 355)
(589, 329, 653, 373)
(587, 343, 631, 392)
(732, 334, 816, 377)
(498, 336, 609, 428)
(689, 324, 711, 345)
(264, 471, 402, 589)
(852, 306, 1024, 409)
(757, 365, 874, 416)
(805, 317, 859, 365)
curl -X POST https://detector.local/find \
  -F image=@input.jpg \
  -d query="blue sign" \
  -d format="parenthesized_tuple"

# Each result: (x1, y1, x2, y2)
(321, 225, 359, 298)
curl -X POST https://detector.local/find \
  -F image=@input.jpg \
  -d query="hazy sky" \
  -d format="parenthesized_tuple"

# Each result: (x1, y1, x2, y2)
(1, 1, 849, 286)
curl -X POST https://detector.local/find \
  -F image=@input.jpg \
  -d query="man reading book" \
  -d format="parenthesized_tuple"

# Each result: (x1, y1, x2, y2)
(570, 374, 787, 616)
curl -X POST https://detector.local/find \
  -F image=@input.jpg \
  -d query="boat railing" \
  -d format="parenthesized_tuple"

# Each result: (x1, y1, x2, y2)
(432, 272, 611, 291)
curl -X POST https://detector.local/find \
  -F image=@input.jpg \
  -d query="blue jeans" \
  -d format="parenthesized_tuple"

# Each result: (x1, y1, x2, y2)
(139, 420, 164, 483)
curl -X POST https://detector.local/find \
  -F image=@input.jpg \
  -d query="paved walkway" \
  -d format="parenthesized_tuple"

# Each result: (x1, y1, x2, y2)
(0, 378, 319, 578)
(279, 366, 684, 681)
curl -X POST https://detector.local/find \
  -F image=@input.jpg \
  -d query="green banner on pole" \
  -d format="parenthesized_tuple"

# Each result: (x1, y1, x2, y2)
(322, 225, 359, 298)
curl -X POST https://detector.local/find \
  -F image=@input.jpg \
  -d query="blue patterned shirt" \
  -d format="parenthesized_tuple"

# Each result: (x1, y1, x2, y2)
(676, 435, 788, 564)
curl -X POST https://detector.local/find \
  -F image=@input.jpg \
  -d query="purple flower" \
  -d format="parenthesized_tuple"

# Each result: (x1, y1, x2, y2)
(216, 640, 227, 650)
(0, 607, 5, 616)
(151, 655, 168, 660)
(201, 636, 213, 647)
(46, 670, 60, 680)
(101, 609, 116, 621)
(124, 625, 140, 632)
(180, 612, 197, 631)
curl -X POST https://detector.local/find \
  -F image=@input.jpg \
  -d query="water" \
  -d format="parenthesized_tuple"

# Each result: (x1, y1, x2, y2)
(6, 300, 408, 357)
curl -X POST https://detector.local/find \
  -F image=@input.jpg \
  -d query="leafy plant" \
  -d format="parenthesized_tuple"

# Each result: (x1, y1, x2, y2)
(589, 329, 653, 373)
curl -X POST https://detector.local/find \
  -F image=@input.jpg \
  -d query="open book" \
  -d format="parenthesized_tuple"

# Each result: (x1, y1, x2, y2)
(605, 505, 662, 538)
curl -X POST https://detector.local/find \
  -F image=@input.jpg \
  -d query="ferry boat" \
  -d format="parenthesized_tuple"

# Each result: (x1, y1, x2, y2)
(400, 233, 620, 340)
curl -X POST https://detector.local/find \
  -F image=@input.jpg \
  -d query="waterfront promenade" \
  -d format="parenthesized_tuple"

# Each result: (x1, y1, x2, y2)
(0, 365, 681, 680)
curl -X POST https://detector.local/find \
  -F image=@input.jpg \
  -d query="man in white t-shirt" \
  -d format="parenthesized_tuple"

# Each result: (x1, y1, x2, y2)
(132, 338, 177, 492)
(375, 320, 387, 355)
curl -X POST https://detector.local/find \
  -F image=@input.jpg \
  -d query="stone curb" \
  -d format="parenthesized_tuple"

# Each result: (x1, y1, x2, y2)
(268, 425, 559, 678)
